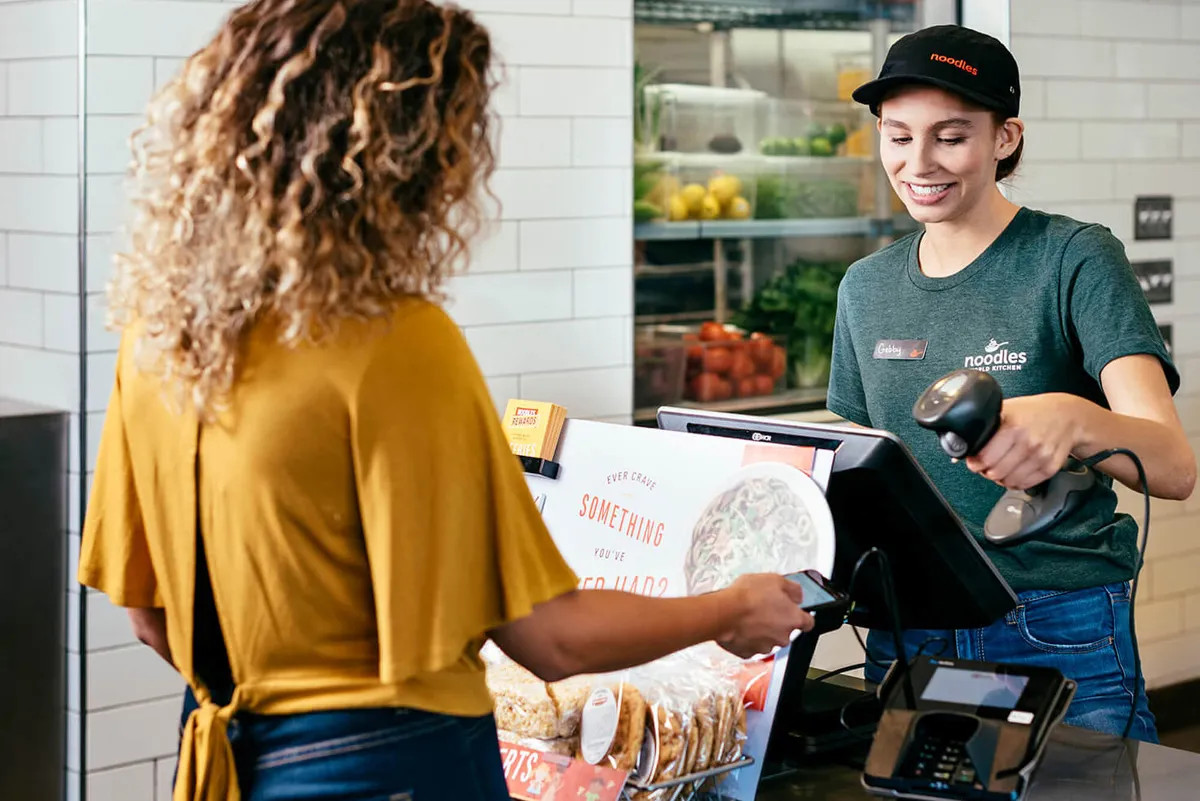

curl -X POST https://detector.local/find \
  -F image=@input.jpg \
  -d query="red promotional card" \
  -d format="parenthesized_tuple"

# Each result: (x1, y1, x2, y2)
(499, 736, 628, 801)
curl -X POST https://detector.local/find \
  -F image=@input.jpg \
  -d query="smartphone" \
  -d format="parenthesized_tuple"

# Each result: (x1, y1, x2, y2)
(784, 569, 848, 613)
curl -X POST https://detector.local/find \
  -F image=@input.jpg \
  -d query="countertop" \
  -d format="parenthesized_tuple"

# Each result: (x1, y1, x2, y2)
(755, 724, 1197, 800)
(0, 398, 67, 419)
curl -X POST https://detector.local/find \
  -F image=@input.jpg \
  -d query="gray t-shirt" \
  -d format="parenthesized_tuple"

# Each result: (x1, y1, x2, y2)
(827, 207, 1178, 594)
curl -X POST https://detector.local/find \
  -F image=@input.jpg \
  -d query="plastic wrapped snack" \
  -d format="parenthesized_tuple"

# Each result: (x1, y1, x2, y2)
(487, 662, 561, 740)
(546, 674, 592, 739)
(576, 674, 647, 774)
(499, 730, 581, 758)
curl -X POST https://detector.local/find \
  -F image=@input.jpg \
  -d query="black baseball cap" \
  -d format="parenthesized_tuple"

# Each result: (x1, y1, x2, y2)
(852, 25, 1020, 118)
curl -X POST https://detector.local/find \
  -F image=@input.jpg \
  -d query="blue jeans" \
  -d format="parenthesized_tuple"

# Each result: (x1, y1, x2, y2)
(864, 582, 1158, 743)
(179, 689, 510, 800)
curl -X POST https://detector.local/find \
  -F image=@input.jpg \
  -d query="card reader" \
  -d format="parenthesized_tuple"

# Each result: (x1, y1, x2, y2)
(862, 656, 1076, 801)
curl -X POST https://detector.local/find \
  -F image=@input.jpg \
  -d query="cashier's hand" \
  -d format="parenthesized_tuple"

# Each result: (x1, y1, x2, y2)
(964, 393, 1084, 491)
(717, 574, 815, 660)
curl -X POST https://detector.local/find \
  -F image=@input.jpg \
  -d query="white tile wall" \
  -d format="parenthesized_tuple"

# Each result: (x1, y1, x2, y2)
(1012, 0, 1200, 690)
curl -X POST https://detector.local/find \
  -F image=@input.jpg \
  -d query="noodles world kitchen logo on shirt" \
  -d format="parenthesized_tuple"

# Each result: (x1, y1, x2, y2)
(964, 337, 1028, 372)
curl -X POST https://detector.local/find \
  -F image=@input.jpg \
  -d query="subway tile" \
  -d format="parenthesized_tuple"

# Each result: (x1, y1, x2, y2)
(0, 1, 78, 59)
(1008, 162, 1114, 205)
(465, 316, 628, 375)
(87, 762, 155, 801)
(1081, 122, 1180, 161)
(491, 167, 627, 219)
(1009, 36, 1114, 79)
(519, 366, 632, 418)
(153, 57, 186, 92)
(478, 13, 631, 68)
(88, 591, 138, 651)
(88, 1, 232, 57)
(7, 234, 79, 294)
(86, 174, 131, 235)
(155, 758, 177, 801)
(457, 0, 571, 13)
(0, 346, 79, 410)
(87, 58, 155, 115)
(1009, 0, 1081, 36)
(1184, 123, 1200, 159)
(519, 217, 631, 270)
(1115, 163, 1200, 203)
(0, 232, 6, 285)
(1021, 121, 1080, 162)
(1177, 318, 1200, 357)
(87, 233, 120, 293)
(44, 293, 81, 354)
(491, 65, 519, 117)
(44, 118, 80, 176)
(1135, 597, 1184, 644)
(446, 270, 573, 326)
(1045, 80, 1145, 120)
(1116, 42, 1200, 81)
(87, 697, 181, 770)
(1148, 84, 1200, 120)
(485, 374, 519, 413)
(1144, 514, 1200, 562)
(1175, 199, 1200, 239)
(572, 118, 632, 167)
(0, 176, 79, 234)
(87, 645, 186, 711)
(1185, 593, 1200, 631)
(1152, 551, 1200, 597)
(519, 67, 632, 117)
(68, 710, 80, 771)
(1186, 6, 1200, 42)
(86, 116, 140, 175)
(7, 59, 77, 117)
(0, 63, 6, 114)
(0, 289, 44, 347)
(1140, 631, 1200, 689)
(573, 0, 632, 16)
(0, 119, 43, 173)
(573, 266, 632, 318)
(67, 771, 81, 801)
(467, 221, 518, 275)
(1081, 0, 1179, 40)
(497, 117, 572, 168)
(88, 351, 117, 413)
(89, 292, 122, 353)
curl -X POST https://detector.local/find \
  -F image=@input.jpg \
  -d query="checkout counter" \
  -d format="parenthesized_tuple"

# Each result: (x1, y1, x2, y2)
(655, 406, 1200, 801)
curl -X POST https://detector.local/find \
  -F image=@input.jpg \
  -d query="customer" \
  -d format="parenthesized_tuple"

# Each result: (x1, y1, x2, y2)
(77, 2, 815, 800)
(829, 24, 1195, 742)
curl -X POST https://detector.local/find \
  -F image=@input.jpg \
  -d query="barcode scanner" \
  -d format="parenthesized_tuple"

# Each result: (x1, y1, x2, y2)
(913, 369, 1097, 545)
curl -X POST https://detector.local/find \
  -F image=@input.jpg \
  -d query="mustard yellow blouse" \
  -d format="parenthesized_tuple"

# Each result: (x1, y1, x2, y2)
(78, 299, 579, 801)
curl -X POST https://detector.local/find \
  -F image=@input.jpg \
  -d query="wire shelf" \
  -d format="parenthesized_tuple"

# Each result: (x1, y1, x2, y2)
(619, 756, 755, 801)
(634, 0, 917, 31)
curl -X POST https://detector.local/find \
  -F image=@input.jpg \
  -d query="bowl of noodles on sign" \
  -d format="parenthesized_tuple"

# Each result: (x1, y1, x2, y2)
(684, 462, 835, 596)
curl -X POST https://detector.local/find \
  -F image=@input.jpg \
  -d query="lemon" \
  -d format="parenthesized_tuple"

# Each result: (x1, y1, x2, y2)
(707, 174, 742, 206)
(700, 193, 722, 220)
(667, 194, 690, 222)
(680, 184, 707, 216)
(647, 174, 681, 206)
(726, 196, 751, 220)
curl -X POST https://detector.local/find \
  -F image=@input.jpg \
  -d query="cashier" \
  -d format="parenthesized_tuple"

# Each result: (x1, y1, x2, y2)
(827, 24, 1195, 743)
(75, 2, 815, 801)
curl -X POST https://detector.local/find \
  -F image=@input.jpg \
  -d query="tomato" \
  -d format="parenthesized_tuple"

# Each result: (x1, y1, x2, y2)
(737, 377, 758, 398)
(729, 349, 755, 380)
(749, 332, 775, 369)
(702, 346, 733, 374)
(716, 378, 734, 401)
(699, 321, 727, 342)
(770, 346, 787, 381)
(754, 374, 776, 396)
(689, 373, 724, 402)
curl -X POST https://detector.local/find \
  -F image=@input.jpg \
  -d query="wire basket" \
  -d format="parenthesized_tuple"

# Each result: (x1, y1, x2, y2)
(619, 756, 754, 801)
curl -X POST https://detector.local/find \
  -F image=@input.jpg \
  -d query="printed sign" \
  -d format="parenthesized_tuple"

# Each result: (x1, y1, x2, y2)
(1132, 259, 1173, 305)
(1134, 196, 1173, 240)
(499, 734, 627, 801)
(525, 420, 836, 799)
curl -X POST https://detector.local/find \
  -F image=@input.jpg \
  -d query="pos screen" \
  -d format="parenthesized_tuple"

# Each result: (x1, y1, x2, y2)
(920, 666, 1030, 711)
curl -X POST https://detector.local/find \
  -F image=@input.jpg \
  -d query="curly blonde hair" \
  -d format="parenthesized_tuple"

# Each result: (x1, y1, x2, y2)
(108, 0, 497, 417)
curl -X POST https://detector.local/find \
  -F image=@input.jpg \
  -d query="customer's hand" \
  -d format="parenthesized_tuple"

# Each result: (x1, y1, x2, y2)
(964, 393, 1084, 491)
(716, 573, 815, 659)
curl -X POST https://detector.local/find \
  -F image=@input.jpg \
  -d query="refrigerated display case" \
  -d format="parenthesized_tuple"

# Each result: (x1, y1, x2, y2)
(631, 0, 955, 424)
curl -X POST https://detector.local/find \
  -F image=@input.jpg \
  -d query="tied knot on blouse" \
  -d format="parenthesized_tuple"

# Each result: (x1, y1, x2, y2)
(174, 686, 243, 801)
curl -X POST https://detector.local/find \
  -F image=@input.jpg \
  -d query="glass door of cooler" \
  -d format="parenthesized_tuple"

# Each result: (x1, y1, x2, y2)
(631, 0, 958, 425)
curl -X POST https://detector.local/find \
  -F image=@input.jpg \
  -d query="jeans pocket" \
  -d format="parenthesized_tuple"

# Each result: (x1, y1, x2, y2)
(1013, 587, 1114, 654)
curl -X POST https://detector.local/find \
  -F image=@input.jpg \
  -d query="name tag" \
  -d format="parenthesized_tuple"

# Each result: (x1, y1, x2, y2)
(873, 339, 929, 360)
